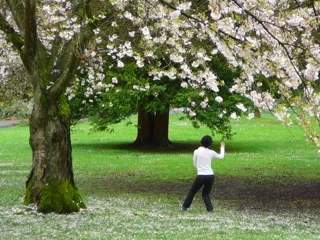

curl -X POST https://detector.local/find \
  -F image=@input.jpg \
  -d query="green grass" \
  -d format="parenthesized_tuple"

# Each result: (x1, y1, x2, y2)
(0, 114, 320, 239)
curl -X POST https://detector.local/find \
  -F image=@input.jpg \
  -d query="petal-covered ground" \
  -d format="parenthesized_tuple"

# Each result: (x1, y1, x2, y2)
(1, 196, 320, 240)
(1, 115, 319, 239)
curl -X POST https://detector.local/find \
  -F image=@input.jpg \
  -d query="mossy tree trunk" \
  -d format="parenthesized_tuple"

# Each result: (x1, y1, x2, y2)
(0, 0, 105, 214)
(134, 105, 171, 147)
(24, 84, 85, 213)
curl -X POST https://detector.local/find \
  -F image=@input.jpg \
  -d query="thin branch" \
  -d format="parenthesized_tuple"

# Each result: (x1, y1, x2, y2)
(312, 0, 319, 22)
(0, 13, 24, 52)
(48, 42, 79, 99)
(158, 0, 202, 23)
(24, 0, 37, 72)
(217, 29, 244, 43)
(5, 0, 25, 30)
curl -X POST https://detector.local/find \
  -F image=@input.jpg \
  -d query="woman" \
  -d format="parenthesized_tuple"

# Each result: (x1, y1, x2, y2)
(182, 135, 225, 212)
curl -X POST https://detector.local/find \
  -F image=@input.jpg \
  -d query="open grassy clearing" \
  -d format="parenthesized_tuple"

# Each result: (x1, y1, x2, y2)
(0, 114, 319, 239)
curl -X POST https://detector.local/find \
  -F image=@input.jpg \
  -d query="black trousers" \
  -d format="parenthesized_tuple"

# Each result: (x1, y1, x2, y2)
(183, 175, 215, 211)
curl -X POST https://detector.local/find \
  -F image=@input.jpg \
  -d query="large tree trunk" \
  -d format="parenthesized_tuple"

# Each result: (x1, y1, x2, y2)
(24, 87, 85, 213)
(134, 105, 171, 147)
(153, 108, 170, 146)
(134, 107, 155, 145)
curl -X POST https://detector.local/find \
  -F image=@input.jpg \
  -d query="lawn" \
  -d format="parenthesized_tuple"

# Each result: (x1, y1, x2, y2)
(0, 114, 320, 240)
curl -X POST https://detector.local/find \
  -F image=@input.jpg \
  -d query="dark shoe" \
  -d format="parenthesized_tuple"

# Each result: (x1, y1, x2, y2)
(207, 204, 214, 212)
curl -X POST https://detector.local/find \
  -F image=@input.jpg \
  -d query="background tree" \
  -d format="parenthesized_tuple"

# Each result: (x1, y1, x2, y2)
(68, 1, 254, 147)
(71, 53, 252, 147)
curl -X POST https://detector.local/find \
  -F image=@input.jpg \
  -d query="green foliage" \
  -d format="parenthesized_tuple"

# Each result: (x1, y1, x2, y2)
(89, 88, 137, 131)
(71, 53, 252, 139)
(71, 62, 181, 131)
(173, 53, 252, 139)
(59, 96, 71, 120)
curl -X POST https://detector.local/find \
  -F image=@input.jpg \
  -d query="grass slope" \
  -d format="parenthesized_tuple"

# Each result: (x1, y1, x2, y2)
(0, 114, 319, 239)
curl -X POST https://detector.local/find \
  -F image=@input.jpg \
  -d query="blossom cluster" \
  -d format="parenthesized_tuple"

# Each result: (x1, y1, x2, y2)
(38, 0, 82, 48)
(208, 0, 320, 148)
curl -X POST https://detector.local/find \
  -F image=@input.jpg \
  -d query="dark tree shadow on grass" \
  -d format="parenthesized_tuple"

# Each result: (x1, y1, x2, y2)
(74, 139, 319, 211)
(73, 139, 290, 154)
(73, 141, 201, 153)
(79, 174, 320, 211)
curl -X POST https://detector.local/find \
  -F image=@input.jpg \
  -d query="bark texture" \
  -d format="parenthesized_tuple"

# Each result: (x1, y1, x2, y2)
(134, 105, 171, 147)
(24, 88, 85, 213)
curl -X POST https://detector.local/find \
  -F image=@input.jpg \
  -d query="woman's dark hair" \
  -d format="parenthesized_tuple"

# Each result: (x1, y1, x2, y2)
(201, 135, 213, 148)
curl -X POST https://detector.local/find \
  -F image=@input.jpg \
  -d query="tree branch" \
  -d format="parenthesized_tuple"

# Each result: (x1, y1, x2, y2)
(158, 0, 202, 22)
(6, 0, 50, 66)
(24, 0, 37, 72)
(5, 0, 25, 30)
(0, 13, 24, 52)
(48, 45, 79, 99)
(48, 13, 96, 99)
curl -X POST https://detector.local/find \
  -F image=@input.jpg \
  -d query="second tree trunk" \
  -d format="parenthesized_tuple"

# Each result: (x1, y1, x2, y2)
(134, 106, 170, 147)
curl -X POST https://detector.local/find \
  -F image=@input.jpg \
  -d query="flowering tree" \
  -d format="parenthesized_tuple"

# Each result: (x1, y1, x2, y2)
(0, 0, 318, 213)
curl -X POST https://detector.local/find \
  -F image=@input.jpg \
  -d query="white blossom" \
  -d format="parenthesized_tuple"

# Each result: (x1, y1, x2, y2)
(215, 96, 223, 103)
